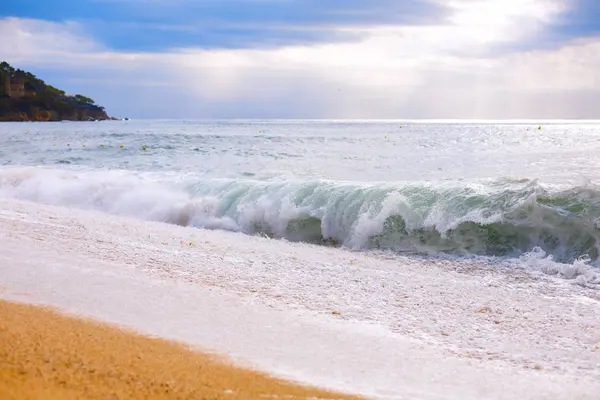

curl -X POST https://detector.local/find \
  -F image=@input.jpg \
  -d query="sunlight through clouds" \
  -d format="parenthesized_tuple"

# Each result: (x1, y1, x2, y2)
(1, 0, 598, 118)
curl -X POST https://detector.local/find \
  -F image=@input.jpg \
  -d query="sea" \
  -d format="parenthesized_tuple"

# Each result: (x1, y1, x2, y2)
(1, 119, 600, 282)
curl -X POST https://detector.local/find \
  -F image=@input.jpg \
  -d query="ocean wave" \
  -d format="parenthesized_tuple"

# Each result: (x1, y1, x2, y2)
(1, 167, 600, 266)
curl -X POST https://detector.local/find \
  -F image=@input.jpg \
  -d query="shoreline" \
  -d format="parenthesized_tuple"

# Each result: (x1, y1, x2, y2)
(0, 198, 599, 399)
(0, 299, 359, 400)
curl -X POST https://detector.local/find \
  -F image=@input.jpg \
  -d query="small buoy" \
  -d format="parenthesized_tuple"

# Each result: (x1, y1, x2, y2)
(384, 135, 387, 139)
(82, 144, 86, 148)
(142, 145, 147, 151)
(67, 143, 70, 147)
(400, 126, 403, 128)
(538, 126, 542, 130)
(120, 144, 124, 149)
(53, 144, 56, 146)
(100, 144, 104, 147)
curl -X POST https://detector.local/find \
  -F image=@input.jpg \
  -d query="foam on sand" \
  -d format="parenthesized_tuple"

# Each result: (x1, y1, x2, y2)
(0, 198, 599, 399)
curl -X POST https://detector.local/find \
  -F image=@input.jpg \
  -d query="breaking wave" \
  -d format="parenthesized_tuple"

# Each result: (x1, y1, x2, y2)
(2, 167, 600, 267)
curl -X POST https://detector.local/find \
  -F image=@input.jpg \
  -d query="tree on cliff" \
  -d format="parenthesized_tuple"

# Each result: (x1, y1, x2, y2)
(74, 94, 95, 104)
(0, 61, 14, 75)
(0, 61, 110, 121)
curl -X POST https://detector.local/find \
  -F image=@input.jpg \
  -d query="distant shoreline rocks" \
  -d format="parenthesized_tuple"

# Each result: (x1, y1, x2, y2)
(0, 61, 116, 122)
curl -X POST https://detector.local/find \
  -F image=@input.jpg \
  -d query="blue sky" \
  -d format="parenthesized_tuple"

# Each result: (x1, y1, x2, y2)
(2, 0, 600, 118)
(4, 0, 450, 50)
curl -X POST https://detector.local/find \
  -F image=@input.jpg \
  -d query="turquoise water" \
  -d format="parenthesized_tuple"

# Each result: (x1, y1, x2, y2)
(2, 119, 600, 264)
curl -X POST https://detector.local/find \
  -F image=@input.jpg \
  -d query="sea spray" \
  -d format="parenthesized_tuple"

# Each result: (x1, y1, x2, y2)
(2, 166, 600, 265)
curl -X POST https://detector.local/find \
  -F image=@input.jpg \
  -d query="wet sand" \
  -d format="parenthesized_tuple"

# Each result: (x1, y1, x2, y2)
(0, 299, 361, 400)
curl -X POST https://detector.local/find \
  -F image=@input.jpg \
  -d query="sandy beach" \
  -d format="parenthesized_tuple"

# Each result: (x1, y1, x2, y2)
(0, 299, 360, 400)
(1, 197, 599, 399)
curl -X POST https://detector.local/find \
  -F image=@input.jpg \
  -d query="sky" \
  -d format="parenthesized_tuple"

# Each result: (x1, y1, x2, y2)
(1, 0, 600, 119)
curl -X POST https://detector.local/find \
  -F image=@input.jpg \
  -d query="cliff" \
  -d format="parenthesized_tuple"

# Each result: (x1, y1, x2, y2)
(0, 61, 111, 122)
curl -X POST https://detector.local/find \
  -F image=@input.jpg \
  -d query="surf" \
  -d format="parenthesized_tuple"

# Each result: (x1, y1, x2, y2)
(2, 166, 600, 265)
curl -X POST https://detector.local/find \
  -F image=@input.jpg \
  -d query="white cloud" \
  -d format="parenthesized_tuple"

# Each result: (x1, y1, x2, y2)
(0, 18, 101, 64)
(1, 0, 598, 119)
(500, 38, 600, 91)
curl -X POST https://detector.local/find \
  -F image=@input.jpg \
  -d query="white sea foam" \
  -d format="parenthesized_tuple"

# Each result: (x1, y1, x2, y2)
(0, 198, 599, 399)
(516, 247, 600, 287)
(2, 166, 600, 273)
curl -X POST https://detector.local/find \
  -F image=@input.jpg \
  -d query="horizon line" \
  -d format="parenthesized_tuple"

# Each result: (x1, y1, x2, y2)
(109, 118, 600, 123)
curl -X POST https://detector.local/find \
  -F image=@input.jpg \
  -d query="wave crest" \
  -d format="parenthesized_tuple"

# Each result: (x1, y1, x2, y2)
(2, 167, 600, 265)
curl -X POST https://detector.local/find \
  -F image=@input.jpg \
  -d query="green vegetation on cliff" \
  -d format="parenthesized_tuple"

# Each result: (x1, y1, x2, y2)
(0, 61, 110, 121)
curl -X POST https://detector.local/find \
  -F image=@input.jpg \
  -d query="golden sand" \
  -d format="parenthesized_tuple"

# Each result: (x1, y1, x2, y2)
(0, 300, 362, 400)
